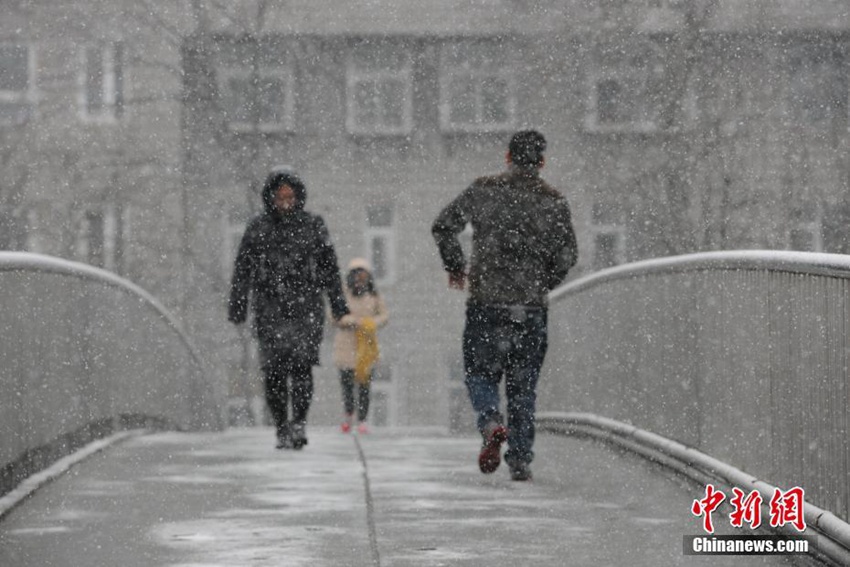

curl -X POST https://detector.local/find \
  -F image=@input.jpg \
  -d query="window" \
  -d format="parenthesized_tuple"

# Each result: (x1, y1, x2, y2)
(585, 47, 665, 133)
(346, 43, 412, 135)
(75, 205, 125, 272)
(0, 43, 34, 126)
(79, 44, 124, 122)
(788, 47, 846, 127)
(217, 43, 294, 133)
(590, 202, 626, 271)
(365, 204, 396, 285)
(440, 41, 515, 132)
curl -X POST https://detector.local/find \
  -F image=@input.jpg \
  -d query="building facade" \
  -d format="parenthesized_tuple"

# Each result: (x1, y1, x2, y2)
(3, 0, 850, 428)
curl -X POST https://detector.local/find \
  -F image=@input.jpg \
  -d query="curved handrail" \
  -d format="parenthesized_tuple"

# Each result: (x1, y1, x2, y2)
(0, 252, 204, 370)
(1, 251, 223, 498)
(551, 250, 850, 300)
(544, 249, 850, 565)
(538, 412, 850, 566)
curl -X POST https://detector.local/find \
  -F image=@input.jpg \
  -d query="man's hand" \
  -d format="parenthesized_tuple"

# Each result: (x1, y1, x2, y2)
(448, 271, 466, 291)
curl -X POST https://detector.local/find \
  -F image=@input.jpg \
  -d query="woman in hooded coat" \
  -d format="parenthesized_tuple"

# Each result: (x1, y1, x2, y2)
(228, 168, 349, 449)
(333, 258, 388, 434)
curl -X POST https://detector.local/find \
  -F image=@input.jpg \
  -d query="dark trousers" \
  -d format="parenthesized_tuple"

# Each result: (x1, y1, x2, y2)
(259, 344, 313, 434)
(340, 368, 371, 421)
(463, 303, 548, 466)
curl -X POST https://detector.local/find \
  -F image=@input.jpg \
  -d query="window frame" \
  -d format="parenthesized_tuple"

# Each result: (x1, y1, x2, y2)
(217, 64, 296, 134)
(345, 43, 413, 136)
(786, 45, 847, 129)
(78, 43, 124, 124)
(0, 42, 36, 126)
(583, 41, 688, 135)
(364, 226, 396, 286)
(438, 40, 516, 133)
(584, 65, 661, 134)
(74, 204, 125, 272)
(588, 201, 627, 271)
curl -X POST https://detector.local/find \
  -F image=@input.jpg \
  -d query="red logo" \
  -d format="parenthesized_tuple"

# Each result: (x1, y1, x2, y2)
(769, 487, 806, 532)
(692, 485, 806, 533)
(691, 484, 726, 534)
(729, 488, 763, 529)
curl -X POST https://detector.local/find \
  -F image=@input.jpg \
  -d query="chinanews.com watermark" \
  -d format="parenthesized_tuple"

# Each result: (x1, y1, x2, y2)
(684, 484, 815, 556)
(684, 535, 810, 556)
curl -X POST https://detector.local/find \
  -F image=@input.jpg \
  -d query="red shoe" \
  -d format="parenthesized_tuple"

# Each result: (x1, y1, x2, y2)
(478, 423, 508, 474)
(357, 422, 370, 435)
(341, 413, 353, 433)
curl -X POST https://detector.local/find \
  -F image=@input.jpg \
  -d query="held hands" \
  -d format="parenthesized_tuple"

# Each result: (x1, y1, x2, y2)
(339, 315, 377, 330)
(448, 271, 466, 291)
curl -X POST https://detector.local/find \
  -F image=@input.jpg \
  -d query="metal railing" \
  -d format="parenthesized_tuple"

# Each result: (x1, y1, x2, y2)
(541, 250, 850, 551)
(0, 252, 225, 495)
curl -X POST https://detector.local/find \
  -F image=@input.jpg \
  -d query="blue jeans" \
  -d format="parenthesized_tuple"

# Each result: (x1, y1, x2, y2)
(463, 303, 548, 465)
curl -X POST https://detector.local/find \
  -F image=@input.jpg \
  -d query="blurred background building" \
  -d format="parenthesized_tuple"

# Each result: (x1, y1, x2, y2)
(2, 0, 850, 429)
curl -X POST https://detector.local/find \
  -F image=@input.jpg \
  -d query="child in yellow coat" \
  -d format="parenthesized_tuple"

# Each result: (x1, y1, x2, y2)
(333, 259, 389, 433)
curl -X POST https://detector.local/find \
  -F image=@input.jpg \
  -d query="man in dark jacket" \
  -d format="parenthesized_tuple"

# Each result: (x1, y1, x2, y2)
(432, 131, 578, 481)
(229, 168, 349, 449)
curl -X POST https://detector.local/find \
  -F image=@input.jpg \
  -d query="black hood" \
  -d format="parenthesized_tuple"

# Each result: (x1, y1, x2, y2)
(261, 168, 307, 214)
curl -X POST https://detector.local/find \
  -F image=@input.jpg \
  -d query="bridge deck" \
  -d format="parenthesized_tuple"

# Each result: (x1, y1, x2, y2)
(0, 428, 808, 566)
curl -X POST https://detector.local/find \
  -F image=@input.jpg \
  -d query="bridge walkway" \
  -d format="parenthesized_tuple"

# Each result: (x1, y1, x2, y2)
(0, 427, 811, 566)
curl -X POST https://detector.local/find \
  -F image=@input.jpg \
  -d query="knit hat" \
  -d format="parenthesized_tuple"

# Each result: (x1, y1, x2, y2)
(347, 257, 372, 272)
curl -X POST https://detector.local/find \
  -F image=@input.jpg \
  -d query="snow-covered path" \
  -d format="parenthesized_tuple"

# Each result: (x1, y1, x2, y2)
(0, 428, 806, 566)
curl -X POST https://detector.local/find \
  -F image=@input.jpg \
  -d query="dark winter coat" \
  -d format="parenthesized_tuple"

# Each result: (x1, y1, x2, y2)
(228, 170, 349, 366)
(432, 167, 578, 307)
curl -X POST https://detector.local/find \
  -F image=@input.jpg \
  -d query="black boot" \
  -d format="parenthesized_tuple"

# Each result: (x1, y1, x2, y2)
(290, 421, 308, 450)
(276, 422, 293, 449)
(507, 459, 533, 481)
